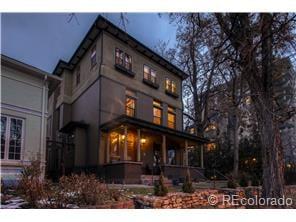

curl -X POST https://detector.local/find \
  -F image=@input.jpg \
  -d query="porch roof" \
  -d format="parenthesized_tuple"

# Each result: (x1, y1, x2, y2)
(100, 115, 209, 144)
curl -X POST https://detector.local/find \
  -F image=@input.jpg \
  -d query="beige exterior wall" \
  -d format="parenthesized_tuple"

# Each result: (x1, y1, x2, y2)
(1, 65, 49, 183)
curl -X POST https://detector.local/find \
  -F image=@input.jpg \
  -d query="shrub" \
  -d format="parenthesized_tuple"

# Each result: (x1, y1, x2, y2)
(59, 173, 123, 206)
(182, 169, 194, 193)
(154, 172, 168, 196)
(227, 175, 237, 189)
(18, 159, 45, 207)
(239, 173, 249, 187)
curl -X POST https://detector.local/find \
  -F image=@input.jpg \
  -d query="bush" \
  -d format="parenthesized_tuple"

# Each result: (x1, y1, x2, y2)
(18, 160, 45, 207)
(182, 170, 194, 193)
(239, 173, 249, 187)
(226, 175, 237, 189)
(154, 172, 168, 196)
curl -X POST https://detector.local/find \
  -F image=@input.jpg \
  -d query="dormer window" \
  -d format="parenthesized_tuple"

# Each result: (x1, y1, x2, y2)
(90, 45, 97, 68)
(115, 48, 132, 71)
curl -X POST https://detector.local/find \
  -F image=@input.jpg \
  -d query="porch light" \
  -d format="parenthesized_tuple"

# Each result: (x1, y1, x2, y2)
(121, 135, 125, 140)
(252, 158, 256, 162)
(140, 138, 146, 144)
(287, 163, 292, 168)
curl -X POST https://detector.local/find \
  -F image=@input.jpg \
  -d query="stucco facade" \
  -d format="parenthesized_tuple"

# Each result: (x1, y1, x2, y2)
(47, 16, 207, 183)
(1, 55, 60, 185)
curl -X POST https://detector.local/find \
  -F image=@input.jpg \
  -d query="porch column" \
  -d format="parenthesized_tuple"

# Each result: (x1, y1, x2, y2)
(106, 133, 110, 163)
(137, 129, 141, 162)
(200, 145, 204, 168)
(184, 140, 188, 166)
(123, 126, 128, 161)
(162, 135, 166, 164)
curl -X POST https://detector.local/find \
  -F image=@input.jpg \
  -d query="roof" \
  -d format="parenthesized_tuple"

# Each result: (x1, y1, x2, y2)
(1, 54, 61, 94)
(53, 15, 188, 80)
(100, 115, 209, 143)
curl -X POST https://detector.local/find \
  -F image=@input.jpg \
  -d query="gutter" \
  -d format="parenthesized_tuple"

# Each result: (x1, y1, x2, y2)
(40, 75, 47, 177)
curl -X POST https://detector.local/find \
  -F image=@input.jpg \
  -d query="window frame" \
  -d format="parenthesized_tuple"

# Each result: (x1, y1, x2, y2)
(1, 115, 24, 161)
(167, 106, 176, 129)
(125, 96, 136, 117)
(90, 45, 97, 68)
(115, 48, 132, 71)
(153, 100, 163, 125)
(165, 78, 177, 94)
(143, 65, 157, 84)
(76, 65, 81, 86)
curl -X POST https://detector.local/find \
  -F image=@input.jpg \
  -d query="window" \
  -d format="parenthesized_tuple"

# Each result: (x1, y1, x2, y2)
(1, 116, 7, 159)
(167, 106, 176, 129)
(143, 65, 157, 84)
(126, 97, 136, 117)
(76, 65, 80, 86)
(153, 100, 162, 125)
(115, 48, 132, 71)
(1, 115, 23, 160)
(165, 78, 177, 94)
(90, 45, 97, 68)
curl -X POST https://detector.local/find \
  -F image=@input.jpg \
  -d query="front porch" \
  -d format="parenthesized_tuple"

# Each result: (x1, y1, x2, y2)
(101, 116, 207, 184)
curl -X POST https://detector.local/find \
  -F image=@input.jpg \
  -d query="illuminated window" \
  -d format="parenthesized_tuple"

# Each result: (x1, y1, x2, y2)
(165, 78, 177, 94)
(206, 143, 216, 151)
(110, 132, 121, 162)
(189, 128, 195, 134)
(90, 45, 97, 68)
(143, 65, 157, 84)
(76, 65, 80, 86)
(153, 100, 162, 125)
(115, 48, 132, 71)
(126, 97, 136, 117)
(205, 124, 217, 132)
(167, 106, 176, 129)
(1, 115, 23, 160)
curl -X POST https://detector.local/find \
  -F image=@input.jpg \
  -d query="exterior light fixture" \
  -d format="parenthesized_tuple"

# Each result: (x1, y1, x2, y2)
(140, 138, 146, 144)
(287, 163, 292, 168)
(121, 135, 125, 140)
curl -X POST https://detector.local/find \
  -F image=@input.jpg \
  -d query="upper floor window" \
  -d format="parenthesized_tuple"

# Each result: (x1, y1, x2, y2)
(115, 48, 132, 71)
(91, 45, 97, 68)
(126, 96, 136, 117)
(76, 65, 81, 86)
(153, 100, 162, 125)
(165, 78, 177, 94)
(144, 65, 157, 84)
(167, 106, 176, 129)
(1, 115, 23, 160)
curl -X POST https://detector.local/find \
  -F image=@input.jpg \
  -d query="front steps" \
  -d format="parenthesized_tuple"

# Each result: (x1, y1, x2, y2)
(140, 175, 172, 186)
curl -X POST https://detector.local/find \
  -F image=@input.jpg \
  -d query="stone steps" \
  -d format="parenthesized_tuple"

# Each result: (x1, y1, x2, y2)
(140, 175, 173, 186)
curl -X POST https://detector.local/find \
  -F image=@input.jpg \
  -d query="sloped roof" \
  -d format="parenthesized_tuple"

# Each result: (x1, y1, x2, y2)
(53, 15, 188, 80)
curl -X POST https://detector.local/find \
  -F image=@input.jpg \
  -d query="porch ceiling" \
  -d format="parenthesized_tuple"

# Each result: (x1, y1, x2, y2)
(100, 115, 209, 144)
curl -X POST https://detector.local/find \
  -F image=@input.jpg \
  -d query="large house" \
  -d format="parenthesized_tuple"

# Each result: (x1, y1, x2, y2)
(1, 55, 60, 185)
(47, 16, 207, 184)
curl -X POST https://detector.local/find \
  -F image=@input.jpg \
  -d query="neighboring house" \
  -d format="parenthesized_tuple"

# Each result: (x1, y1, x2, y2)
(1, 55, 60, 185)
(47, 15, 207, 184)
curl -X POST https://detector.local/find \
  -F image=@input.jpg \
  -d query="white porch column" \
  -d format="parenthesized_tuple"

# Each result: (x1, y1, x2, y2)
(184, 140, 188, 166)
(137, 129, 141, 162)
(162, 135, 166, 164)
(123, 126, 128, 161)
(106, 133, 110, 163)
(200, 145, 204, 168)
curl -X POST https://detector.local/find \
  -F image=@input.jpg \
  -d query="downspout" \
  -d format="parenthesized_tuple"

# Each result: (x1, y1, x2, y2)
(40, 75, 47, 178)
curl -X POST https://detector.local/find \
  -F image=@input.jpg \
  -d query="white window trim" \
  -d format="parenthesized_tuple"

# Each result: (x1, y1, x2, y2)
(1, 115, 25, 162)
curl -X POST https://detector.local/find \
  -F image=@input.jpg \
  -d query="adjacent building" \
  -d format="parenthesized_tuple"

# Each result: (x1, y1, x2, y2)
(47, 16, 207, 183)
(1, 55, 60, 185)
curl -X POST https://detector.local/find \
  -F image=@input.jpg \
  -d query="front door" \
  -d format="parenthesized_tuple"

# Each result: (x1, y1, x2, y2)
(153, 143, 161, 175)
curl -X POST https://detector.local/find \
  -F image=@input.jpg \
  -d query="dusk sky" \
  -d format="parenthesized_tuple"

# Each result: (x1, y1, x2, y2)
(1, 13, 177, 73)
